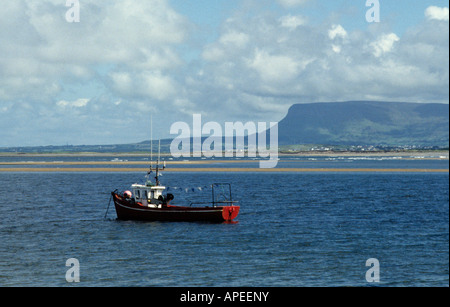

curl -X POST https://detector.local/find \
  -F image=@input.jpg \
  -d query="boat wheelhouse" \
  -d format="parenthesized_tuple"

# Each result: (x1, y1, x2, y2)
(130, 182, 167, 208)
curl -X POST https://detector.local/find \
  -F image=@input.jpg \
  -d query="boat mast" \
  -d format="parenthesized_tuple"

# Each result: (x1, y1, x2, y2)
(150, 114, 153, 174)
(154, 139, 165, 186)
(156, 139, 160, 186)
(148, 115, 165, 186)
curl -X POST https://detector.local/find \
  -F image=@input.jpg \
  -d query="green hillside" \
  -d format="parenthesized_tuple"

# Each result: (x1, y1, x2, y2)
(278, 101, 449, 147)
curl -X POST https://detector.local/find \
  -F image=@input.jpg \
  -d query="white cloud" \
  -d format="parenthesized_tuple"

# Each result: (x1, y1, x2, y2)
(0, 0, 189, 102)
(280, 15, 306, 30)
(110, 72, 133, 95)
(331, 45, 341, 53)
(110, 70, 176, 101)
(57, 98, 90, 108)
(328, 25, 348, 40)
(247, 49, 302, 83)
(219, 31, 250, 48)
(202, 46, 226, 62)
(277, 0, 309, 8)
(203, 31, 249, 61)
(140, 71, 177, 101)
(194, 9, 447, 122)
(0, 0, 192, 145)
(370, 33, 400, 57)
(425, 6, 449, 22)
(328, 25, 348, 54)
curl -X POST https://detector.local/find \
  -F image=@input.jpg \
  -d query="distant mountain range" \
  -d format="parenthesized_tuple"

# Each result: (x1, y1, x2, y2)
(278, 101, 449, 147)
(1, 101, 448, 153)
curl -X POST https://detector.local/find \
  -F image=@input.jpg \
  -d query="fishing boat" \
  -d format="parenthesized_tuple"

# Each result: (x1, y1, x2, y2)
(109, 142, 240, 223)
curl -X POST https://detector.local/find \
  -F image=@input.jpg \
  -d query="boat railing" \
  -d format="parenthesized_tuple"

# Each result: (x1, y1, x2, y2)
(188, 200, 239, 207)
(211, 183, 234, 206)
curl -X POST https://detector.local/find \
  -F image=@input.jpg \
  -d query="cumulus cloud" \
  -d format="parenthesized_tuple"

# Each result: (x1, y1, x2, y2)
(425, 6, 449, 22)
(280, 15, 307, 30)
(57, 98, 90, 108)
(195, 6, 448, 123)
(0, 0, 191, 145)
(370, 33, 400, 57)
(0, 0, 189, 95)
(110, 71, 177, 101)
(247, 49, 302, 83)
(328, 24, 348, 40)
(277, 0, 309, 8)
(219, 31, 250, 48)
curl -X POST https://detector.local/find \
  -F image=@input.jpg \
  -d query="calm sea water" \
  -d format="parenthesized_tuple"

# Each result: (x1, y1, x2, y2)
(0, 157, 448, 287)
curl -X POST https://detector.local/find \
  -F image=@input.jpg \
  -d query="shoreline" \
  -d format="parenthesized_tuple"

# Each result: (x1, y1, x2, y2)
(0, 150, 448, 158)
(0, 155, 448, 167)
(0, 167, 447, 173)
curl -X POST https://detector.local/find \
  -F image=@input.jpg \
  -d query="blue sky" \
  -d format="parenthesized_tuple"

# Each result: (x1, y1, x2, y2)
(171, 0, 446, 38)
(0, 0, 448, 146)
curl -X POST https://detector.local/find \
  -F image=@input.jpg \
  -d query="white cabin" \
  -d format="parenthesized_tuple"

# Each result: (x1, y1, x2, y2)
(131, 182, 166, 208)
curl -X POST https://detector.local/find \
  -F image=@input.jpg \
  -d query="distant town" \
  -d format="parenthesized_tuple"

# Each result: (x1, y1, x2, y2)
(279, 144, 448, 154)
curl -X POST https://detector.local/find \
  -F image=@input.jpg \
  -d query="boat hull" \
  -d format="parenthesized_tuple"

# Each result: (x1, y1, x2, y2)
(112, 192, 239, 222)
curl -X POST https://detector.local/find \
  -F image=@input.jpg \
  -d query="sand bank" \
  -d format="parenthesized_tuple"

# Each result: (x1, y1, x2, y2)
(0, 167, 447, 173)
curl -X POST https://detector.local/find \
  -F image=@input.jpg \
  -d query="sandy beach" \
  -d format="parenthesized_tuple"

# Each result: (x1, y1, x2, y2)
(0, 167, 448, 173)
(0, 150, 447, 173)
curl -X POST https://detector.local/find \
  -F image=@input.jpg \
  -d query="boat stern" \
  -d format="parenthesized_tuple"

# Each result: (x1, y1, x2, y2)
(222, 206, 240, 221)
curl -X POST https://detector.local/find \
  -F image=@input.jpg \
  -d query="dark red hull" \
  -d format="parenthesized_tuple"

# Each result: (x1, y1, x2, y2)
(112, 192, 239, 223)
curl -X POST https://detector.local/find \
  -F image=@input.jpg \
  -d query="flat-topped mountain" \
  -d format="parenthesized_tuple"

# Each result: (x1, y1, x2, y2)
(277, 101, 449, 147)
(1, 101, 448, 153)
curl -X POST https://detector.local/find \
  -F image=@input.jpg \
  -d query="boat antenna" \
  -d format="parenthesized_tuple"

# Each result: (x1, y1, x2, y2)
(156, 139, 160, 185)
(155, 139, 165, 186)
(149, 114, 153, 175)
